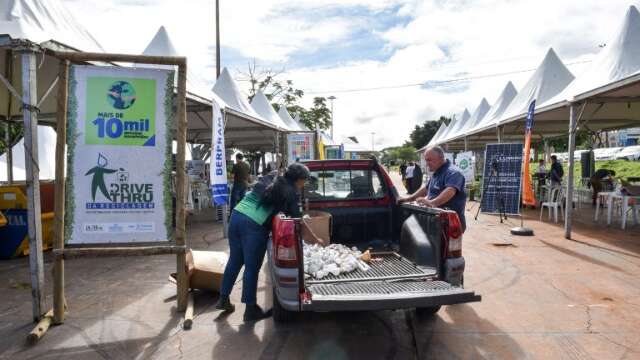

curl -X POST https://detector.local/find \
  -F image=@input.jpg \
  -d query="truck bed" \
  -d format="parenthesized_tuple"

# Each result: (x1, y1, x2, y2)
(305, 252, 437, 284)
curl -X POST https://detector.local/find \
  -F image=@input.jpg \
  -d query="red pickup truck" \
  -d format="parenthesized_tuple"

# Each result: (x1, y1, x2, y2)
(267, 159, 481, 322)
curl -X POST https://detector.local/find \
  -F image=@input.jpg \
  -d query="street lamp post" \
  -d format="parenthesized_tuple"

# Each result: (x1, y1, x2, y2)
(328, 95, 336, 140)
(371, 132, 375, 152)
(215, 0, 221, 78)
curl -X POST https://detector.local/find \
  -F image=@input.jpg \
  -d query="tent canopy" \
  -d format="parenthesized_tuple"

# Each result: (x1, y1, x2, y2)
(250, 90, 290, 131)
(278, 106, 305, 131)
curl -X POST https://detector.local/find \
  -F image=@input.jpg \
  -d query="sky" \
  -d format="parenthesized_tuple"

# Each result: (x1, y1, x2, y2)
(62, 0, 638, 149)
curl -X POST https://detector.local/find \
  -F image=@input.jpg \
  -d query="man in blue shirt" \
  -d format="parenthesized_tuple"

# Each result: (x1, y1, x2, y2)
(399, 146, 468, 232)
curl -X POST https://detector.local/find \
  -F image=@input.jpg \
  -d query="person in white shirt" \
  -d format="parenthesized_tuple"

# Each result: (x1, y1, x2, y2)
(405, 162, 416, 194)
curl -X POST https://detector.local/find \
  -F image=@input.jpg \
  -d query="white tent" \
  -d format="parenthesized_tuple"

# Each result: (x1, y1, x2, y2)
(468, 81, 518, 135)
(420, 122, 447, 152)
(250, 90, 291, 131)
(293, 113, 310, 131)
(453, 98, 490, 139)
(278, 106, 305, 131)
(0, 125, 56, 181)
(500, 48, 575, 126)
(437, 108, 470, 144)
(0, 0, 104, 53)
(212, 69, 284, 150)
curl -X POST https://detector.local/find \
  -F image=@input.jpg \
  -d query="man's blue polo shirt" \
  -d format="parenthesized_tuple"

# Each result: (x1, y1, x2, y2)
(426, 160, 467, 232)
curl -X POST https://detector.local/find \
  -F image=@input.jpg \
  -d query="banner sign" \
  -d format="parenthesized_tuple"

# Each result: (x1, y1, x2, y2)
(210, 99, 229, 205)
(455, 151, 475, 183)
(444, 152, 454, 164)
(480, 143, 524, 215)
(65, 65, 174, 244)
(522, 100, 536, 205)
(287, 133, 315, 164)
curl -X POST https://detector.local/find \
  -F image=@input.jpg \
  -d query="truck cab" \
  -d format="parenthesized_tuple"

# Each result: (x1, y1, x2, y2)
(267, 159, 481, 322)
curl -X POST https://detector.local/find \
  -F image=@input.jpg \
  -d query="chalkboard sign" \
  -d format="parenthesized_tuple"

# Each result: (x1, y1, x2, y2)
(480, 143, 523, 215)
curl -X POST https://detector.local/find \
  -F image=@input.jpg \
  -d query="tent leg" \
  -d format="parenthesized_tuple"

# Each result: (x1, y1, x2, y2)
(564, 104, 578, 240)
(497, 126, 503, 143)
(4, 122, 12, 184)
(21, 51, 45, 322)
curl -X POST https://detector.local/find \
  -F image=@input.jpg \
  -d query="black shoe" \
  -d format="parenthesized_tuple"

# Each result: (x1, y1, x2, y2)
(215, 295, 235, 313)
(243, 304, 272, 322)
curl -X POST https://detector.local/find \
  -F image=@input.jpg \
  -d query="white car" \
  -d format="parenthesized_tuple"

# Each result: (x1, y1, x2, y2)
(594, 147, 623, 161)
(615, 145, 640, 161)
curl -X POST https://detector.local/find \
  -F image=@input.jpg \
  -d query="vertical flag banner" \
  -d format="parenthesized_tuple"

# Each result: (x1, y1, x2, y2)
(65, 65, 174, 244)
(522, 100, 536, 206)
(211, 99, 229, 205)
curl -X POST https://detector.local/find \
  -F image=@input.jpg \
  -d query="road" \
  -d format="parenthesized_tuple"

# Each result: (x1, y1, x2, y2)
(1, 172, 639, 359)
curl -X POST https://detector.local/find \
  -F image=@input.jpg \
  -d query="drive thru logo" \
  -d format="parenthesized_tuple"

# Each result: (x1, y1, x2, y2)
(85, 77, 156, 147)
(84, 153, 154, 210)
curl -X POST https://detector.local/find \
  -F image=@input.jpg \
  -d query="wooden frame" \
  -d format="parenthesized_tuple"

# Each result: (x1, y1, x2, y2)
(32, 51, 191, 342)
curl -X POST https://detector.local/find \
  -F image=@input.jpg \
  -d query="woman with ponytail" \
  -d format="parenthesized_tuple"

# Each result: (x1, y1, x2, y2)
(216, 163, 320, 321)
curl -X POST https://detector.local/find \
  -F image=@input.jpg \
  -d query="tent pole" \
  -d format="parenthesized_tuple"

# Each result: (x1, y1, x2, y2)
(497, 126, 502, 143)
(464, 137, 468, 151)
(21, 50, 45, 322)
(53, 60, 69, 324)
(564, 104, 578, 239)
(175, 63, 189, 312)
(4, 50, 13, 184)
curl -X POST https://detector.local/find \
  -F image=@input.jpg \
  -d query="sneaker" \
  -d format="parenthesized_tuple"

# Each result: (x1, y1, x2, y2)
(215, 295, 235, 313)
(243, 304, 272, 322)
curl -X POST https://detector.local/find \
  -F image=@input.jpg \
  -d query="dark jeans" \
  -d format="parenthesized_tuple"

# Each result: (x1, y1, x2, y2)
(220, 211, 269, 305)
(229, 183, 247, 210)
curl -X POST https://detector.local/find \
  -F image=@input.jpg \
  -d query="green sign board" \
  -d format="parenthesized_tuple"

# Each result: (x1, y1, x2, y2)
(85, 77, 157, 146)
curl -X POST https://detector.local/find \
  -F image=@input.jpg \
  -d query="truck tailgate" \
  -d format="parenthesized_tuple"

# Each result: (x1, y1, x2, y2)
(303, 280, 481, 312)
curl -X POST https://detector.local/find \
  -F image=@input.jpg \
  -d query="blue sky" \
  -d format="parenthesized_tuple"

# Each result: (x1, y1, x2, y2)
(62, 0, 637, 148)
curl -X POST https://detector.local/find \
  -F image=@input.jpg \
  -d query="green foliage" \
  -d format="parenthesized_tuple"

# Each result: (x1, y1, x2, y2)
(408, 116, 450, 149)
(241, 63, 331, 131)
(380, 145, 418, 165)
(0, 123, 23, 155)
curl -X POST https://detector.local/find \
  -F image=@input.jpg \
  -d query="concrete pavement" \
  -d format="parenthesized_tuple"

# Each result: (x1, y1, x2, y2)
(0, 174, 639, 359)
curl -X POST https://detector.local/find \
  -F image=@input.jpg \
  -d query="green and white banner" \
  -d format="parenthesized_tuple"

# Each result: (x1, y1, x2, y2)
(65, 65, 174, 244)
(455, 151, 475, 183)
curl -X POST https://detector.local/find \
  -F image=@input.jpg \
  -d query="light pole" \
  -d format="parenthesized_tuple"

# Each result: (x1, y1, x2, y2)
(328, 95, 336, 139)
(371, 132, 375, 152)
(215, 0, 221, 78)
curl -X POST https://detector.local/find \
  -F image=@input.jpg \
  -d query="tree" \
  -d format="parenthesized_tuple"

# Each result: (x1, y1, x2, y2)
(0, 123, 23, 155)
(408, 116, 450, 149)
(299, 97, 331, 131)
(238, 61, 332, 131)
(380, 145, 418, 165)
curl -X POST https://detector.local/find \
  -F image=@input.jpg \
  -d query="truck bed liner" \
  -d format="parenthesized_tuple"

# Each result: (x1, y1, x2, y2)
(305, 252, 436, 285)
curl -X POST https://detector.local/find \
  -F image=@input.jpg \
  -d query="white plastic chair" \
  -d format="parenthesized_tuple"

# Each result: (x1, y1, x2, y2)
(540, 186, 564, 223)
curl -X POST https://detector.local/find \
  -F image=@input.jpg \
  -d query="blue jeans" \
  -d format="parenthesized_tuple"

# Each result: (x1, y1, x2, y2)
(220, 210, 269, 304)
(229, 183, 247, 210)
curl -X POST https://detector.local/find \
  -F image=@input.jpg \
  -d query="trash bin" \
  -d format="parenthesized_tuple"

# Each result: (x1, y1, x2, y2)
(0, 184, 55, 259)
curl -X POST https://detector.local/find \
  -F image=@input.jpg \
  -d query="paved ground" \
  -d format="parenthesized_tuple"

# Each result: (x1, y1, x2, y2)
(1, 173, 639, 359)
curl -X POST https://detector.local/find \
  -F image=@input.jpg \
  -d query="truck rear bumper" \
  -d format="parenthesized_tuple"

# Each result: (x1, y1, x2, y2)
(302, 280, 481, 312)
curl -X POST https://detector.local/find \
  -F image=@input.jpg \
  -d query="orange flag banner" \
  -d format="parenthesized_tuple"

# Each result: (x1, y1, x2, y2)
(522, 101, 537, 206)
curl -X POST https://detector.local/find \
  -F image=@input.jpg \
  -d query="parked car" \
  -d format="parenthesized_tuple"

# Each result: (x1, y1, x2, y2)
(615, 145, 640, 161)
(267, 158, 481, 322)
(594, 147, 623, 161)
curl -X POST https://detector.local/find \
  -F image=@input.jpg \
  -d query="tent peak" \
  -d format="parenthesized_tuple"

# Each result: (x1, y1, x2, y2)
(142, 25, 179, 56)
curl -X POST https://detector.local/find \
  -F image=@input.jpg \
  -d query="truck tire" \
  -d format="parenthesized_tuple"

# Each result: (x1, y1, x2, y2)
(415, 305, 441, 316)
(272, 288, 295, 322)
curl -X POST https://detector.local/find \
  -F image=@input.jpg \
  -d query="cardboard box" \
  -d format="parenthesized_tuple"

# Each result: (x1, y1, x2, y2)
(186, 249, 228, 292)
(302, 210, 332, 246)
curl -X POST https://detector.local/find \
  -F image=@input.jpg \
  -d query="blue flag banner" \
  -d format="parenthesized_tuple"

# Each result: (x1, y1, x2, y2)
(210, 99, 229, 205)
(525, 100, 536, 132)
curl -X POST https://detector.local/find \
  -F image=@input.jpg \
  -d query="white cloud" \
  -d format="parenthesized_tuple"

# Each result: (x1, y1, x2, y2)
(62, 0, 639, 149)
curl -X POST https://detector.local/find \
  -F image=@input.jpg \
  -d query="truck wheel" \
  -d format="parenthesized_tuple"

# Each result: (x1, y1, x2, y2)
(272, 288, 295, 322)
(415, 306, 441, 316)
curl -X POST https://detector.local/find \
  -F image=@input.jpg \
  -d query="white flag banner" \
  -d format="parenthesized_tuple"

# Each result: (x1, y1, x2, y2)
(455, 151, 475, 183)
(210, 99, 229, 205)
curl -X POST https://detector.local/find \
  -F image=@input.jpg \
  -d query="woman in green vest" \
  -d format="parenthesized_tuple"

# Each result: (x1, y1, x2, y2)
(216, 163, 318, 321)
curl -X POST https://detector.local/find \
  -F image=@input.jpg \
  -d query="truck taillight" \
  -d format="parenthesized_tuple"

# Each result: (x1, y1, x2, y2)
(273, 215, 299, 268)
(441, 211, 462, 258)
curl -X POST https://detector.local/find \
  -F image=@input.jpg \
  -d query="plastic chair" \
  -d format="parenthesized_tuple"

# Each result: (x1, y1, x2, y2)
(540, 186, 564, 223)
